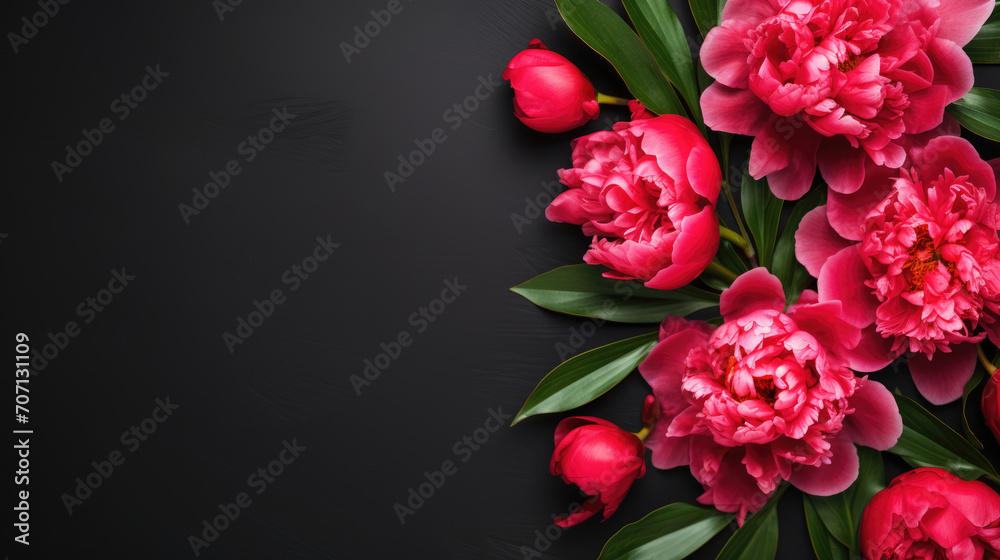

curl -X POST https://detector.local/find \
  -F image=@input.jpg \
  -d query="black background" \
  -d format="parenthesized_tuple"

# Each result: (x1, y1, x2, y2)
(4, 0, 1000, 558)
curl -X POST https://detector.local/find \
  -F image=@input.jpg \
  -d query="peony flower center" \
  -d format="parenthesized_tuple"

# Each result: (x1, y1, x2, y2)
(837, 53, 863, 73)
(724, 354, 780, 406)
(903, 224, 957, 292)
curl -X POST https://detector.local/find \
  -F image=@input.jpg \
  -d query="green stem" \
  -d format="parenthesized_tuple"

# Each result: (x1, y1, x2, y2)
(719, 226, 751, 253)
(719, 134, 757, 266)
(596, 92, 631, 106)
(634, 425, 652, 442)
(704, 261, 739, 284)
(978, 343, 997, 376)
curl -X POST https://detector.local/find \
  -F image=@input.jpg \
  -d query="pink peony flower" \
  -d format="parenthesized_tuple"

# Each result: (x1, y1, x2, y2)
(700, 0, 993, 199)
(797, 135, 1000, 404)
(503, 39, 600, 133)
(639, 269, 901, 524)
(546, 114, 722, 290)
(549, 408, 650, 526)
(861, 468, 1000, 559)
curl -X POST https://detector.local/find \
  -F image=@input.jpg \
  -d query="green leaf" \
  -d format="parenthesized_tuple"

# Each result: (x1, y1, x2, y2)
(740, 167, 783, 269)
(599, 503, 732, 560)
(716, 485, 786, 560)
(961, 367, 986, 449)
(889, 393, 1000, 481)
(512, 332, 658, 425)
(717, 238, 750, 274)
(804, 495, 850, 560)
(947, 87, 1000, 142)
(622, 0, 703, 127)
(689, 0, 726, 36)
(806, 447, 885, 556)
(965, 3, 1000, 64)
(555, 0, 687, 117)
(771, 186, 825, 303)
(511, 264, 720, 324)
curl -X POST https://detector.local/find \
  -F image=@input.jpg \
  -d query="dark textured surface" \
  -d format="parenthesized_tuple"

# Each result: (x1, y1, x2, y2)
(4, 0, 1000, 558)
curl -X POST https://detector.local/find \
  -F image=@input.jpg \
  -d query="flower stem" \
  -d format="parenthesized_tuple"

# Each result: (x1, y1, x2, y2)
(704, 261, 739, 284)
(978, 343, 997, 376)
(596, 92, 631, 106)
(634, 426, 652, 441)
(720, 226, 751, 253)
(719, 133, 757, 266)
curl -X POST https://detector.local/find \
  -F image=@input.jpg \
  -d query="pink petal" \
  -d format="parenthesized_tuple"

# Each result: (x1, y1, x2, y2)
(839, 324, 898, 373)
(917, 136, 997, 201)
(702, 83, 772, 136)
(933, 0, 995, 46)
(787, 437, 860, 496)
(750, 116, 821, 200)
(817, 138, 868, 195)
(554, 496, 604, 527)
(697, 448, 770, 527)
(795, 206, 854, 278)
(826, 167, 898, 242)
(842, 380, 902, 450)
(701, 25, 753, 88)
(817, 246, 878, 328)
(907, 343, 978, 405)
(646, 207, 720, 290)
(720, 267, 786, 322)
(554, 416, 619, 447)
(640, 328, 713, 419)
(686, 143, 723, 203)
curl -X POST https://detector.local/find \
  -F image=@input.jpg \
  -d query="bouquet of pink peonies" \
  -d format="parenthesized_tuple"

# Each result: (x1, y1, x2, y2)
(505, 0, 1000, 558)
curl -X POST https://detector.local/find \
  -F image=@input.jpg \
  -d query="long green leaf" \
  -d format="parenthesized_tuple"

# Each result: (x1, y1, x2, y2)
(555, 0, 687, 117)
(889, 393, 1000, 481)
(740, 167, 783, 268)
(511, 264, 720, 324)
(947, 87, 1000, 141)
(599, 503, 732, 560)
(621, 0, 703, 127)
(716, 485, 786, 560)
(962, 367, 986, 449)
(771, 186, 825, 303)
(806, 447, 885, 556)
(512, 332, 658, 425)
(804, 495, 850, 560)
(966, 2, 1000, 63)
(689, 0, 726, 36)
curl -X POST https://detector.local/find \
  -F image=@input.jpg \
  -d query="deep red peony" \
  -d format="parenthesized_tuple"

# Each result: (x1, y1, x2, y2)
(503, 39, 600, 133)
(639, 268, 901, 525)
(861, 467, 1000, 559)
(700, 0, 993, 199)
(546, 114, 722, 290)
